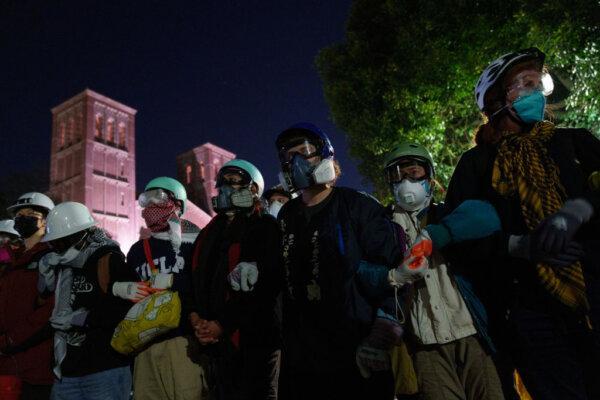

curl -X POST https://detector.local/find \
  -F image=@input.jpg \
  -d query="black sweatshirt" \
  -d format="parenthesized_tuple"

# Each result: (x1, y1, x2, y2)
(125, 220, 200, 339)
(443, 128, 600, 340)
(191, 212, 283, 349)
(60, 246, 138, 377)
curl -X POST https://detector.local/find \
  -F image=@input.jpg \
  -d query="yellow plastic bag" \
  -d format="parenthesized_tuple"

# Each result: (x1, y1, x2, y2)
(111, 290, 181, 355)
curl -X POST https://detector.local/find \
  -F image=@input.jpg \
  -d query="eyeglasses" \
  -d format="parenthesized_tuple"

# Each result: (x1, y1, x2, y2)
(138, 189, 172, 208)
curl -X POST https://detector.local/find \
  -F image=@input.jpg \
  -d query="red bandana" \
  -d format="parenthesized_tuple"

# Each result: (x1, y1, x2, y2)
(142, 200, 179, 232)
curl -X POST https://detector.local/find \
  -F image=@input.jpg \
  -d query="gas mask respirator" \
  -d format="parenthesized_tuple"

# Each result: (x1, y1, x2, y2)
(212, 185, 255, 214)
(285, 155, 336, 192)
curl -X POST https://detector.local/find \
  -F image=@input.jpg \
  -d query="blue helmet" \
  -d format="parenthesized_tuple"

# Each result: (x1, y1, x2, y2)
(276, 122, 334, 164)
(275, 123, 337, 192)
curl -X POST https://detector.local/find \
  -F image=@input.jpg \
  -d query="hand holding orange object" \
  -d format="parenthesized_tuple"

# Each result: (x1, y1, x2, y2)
(407, 235, 433, 270)
(388, 231, 432, 287)
(112, 281, 162, 302)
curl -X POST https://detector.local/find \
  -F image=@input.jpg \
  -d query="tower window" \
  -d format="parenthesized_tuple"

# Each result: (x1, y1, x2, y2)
(59, 122, 66, 147)
(118, 123, 126, 148)
(106, 118, 115, 143)
(185, 164, 192, 184)
(68, 117, 75, 145)
(95, 114, 103, 138)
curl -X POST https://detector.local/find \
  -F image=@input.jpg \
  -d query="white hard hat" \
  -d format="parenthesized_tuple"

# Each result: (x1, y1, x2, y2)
(42, 202, 96, 242)
(7, 192, 55, 215)
(0, 219, 19, 237)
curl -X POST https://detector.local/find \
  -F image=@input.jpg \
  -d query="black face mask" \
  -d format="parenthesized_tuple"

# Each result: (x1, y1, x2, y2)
(13, 215, 41, 239)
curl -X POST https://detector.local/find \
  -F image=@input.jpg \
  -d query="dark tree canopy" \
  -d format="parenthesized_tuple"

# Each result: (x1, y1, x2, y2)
(317, 0, 600, 197)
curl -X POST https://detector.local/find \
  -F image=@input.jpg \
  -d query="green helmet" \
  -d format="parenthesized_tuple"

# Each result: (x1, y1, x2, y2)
(220, 159, 265, 197)
(144, 177, 187, 212)
(384, 142, 435, 178)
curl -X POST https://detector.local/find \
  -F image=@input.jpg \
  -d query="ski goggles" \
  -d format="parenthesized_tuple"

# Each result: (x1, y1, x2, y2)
(506, 70, 554, 100)
(138, 189, 172, 208)
(385, 158, 430, 183)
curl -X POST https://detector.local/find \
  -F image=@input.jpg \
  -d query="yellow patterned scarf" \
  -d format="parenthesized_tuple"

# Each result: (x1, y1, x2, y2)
(492, 121, 588, 313)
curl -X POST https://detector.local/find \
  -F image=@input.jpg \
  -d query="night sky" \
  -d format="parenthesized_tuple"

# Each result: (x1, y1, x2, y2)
(1, 0, 369, 197)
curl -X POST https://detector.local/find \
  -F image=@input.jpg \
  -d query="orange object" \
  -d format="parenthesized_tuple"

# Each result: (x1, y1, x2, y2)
(410, 239, 433, 258)
(514, 369, 532, 400)
(408, 257, 424, 270)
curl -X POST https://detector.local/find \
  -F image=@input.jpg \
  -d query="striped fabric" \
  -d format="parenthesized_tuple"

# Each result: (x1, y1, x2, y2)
(491, 121, 588, 313)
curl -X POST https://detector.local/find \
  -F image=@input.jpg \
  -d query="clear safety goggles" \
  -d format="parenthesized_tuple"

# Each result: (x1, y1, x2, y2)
(385, 159, 429, 183)
(506, 70, 554, 99)
(279, 140, 320, 164)
(138, 189, 172, 208)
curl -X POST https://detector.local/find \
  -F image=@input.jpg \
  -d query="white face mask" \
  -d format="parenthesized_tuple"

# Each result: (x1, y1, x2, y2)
(392, 179, 432, 212)
(45, 245, 81, 267)
(268, 201, 284, 218)
(48, 232, 89, 266)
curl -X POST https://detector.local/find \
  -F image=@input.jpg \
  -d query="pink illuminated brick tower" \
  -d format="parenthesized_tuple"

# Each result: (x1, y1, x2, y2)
(48, 89, 139, 252)
(177, 143, 236, 216)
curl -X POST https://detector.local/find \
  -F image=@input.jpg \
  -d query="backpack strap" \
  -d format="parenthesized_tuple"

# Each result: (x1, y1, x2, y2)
(143, 239, 159, 276)
(97, 253, 112, 294)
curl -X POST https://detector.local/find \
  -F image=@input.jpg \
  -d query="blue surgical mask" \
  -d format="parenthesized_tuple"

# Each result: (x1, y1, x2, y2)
(512, 91, 546, 124)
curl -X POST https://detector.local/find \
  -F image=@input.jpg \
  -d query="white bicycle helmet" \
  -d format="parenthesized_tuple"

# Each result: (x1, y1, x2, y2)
(475, 47, 545, 112)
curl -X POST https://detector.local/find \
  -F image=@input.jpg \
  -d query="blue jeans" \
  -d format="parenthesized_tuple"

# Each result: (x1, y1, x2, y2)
(51, 366, 131, 400)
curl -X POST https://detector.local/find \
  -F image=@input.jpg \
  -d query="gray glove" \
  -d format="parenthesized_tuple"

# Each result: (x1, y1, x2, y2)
(509, 234, 585, 267)
(356, 316, 403, 378)
(532, 199, 594, 254)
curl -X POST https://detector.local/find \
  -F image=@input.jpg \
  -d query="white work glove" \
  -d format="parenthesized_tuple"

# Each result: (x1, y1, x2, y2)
(112, 281, 157, 302)
(150, 273, 174, 289)
(388, 231, 433, 287)
(356, 345, 389, 379)
(228, 261, 258, 292)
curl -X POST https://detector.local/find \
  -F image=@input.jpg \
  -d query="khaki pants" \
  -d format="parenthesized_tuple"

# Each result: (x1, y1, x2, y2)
(413, 335, 504, 400)
(133, 336, 207, 400)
